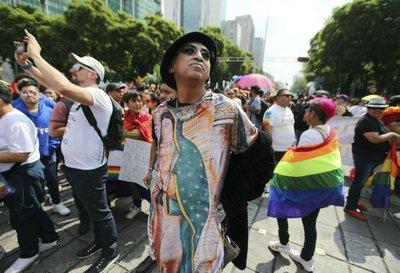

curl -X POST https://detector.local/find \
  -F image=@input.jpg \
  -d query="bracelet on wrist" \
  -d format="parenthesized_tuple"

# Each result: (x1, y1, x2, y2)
(21, 60, 33, 70)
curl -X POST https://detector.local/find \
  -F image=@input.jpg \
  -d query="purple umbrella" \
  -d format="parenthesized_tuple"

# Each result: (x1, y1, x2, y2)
(236, 74, 275, 90)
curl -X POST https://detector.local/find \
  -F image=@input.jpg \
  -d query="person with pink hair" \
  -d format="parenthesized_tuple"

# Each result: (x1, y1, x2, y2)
(268, 98, 338, 272)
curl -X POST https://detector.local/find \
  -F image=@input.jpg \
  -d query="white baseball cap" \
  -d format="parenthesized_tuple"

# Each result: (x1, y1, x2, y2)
(69, 53, 105, 81)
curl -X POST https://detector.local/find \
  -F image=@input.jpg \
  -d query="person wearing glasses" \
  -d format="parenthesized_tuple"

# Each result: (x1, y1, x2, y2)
(226, 88, 242, 107)
(14, 30, 119, 273)
(0, 81, 59, 273)
(344, 98, 400, 221)
(13, 79, 70, 217)
(263, 88, 296, 162)
(142, 32, 273, 273)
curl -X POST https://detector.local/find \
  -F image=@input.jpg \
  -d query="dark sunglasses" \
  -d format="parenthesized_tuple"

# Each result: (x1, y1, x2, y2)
(180, 44, 211, 61)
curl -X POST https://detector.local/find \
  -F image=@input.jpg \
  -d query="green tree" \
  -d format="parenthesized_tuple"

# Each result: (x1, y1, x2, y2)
(290, 74, 307, 94)
(202, 27, 253, 87)
(0, 4, 44, 66)
(145, 14, 184, 61)
(305, 0, 400, 96)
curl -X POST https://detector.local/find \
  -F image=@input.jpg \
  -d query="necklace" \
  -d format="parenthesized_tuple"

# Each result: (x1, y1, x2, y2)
(173, 92, 206, 122)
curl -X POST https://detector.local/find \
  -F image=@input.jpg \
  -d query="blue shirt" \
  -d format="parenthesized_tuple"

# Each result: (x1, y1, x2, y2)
(13, 100, 60, 157)
(12, 93, 55, 109)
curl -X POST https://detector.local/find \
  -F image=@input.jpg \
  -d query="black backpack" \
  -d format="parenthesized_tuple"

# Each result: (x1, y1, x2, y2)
(81, 97, 124, 151)
(255, 100, 269, 122)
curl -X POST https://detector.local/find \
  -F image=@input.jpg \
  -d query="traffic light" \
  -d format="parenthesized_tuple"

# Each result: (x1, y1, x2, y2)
(297, 57, 310, 63)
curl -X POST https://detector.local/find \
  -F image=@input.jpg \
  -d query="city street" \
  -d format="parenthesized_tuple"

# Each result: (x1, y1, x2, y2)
(0, 175, 399, 273)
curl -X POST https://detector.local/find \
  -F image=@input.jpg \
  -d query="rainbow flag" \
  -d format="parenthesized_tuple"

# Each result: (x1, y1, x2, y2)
(369, 141, 399, 208)
(268, 130, 345, 218)
(107, 166, 121, 182)
(107, 145, 124, 183)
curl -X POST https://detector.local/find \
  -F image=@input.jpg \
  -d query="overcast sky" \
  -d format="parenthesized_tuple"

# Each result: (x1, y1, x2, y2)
(226, 0, 352, 86)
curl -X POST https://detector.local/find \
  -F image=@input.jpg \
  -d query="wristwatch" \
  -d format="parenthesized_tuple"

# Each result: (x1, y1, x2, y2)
(21, 60, 34, 70)
(147, 168, 153, 172)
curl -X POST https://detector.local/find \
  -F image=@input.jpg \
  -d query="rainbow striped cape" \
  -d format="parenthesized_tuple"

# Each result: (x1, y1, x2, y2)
(369, 141, 399, 209)
(268, 130, 345, 218)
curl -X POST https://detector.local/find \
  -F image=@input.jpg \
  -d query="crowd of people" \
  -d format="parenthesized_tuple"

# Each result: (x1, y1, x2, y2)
(0, 30, 399, 273)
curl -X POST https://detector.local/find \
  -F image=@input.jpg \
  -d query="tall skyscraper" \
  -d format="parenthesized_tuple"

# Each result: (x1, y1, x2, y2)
(235, 15, 254, 52)
(221, 20, 241, 46)
(222, 14, 254, 52)
(162, 0, 181, 27)
(180, 0, 227, 32)
(253, 37, 265, 70)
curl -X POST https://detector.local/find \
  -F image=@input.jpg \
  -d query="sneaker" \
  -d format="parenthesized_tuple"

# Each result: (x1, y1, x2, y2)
(268, 241, 292, 255)
(357, 203, 368, 211)
(0, 245, 5, 261)
(344, 208, 366, 221)
(125, 206, 141, 220)
(84, 251, 120, 273)
(44, 194, 52, 205)
(39, 239, 59, 253)
(77, 243, 102, 259)
(53, 202, 70, 216)
(5, 254, 38, 273)
(394, 212, 400, 219)
(136, 256, 157, 273)
(289, 251, 314, 272)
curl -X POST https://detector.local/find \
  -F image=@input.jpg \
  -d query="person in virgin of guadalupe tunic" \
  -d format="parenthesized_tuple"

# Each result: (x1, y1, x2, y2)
(146, 32, 261, 273)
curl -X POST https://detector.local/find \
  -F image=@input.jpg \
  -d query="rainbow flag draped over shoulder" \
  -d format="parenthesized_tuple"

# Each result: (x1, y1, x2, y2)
(268, 130, 345, 218)
(369, 141, 399, 209)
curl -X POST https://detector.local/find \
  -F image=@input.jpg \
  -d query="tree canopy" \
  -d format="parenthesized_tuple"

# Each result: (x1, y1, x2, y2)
(305, 0, 400, 96)
(0, 0, 251, 85)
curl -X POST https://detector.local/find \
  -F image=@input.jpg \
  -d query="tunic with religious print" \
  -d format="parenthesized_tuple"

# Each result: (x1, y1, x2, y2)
(148, 91, 258, 273)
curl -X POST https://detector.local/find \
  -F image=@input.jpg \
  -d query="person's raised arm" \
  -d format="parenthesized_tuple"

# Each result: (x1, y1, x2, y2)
(23, 30, 94, 106)
(14, 51, 51, 88)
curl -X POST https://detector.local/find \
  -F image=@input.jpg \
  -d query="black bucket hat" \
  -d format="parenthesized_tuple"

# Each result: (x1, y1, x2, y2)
(160, 32, 218, 90)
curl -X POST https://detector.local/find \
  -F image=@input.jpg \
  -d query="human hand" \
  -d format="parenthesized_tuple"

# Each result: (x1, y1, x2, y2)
(391, 132, 400, 140)
(143, 170, 153, 188)
(23, 29, 41, 58)
(13, 43, 30, 66)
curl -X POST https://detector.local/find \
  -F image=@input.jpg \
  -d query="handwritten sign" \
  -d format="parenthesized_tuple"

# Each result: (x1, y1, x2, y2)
(327, 117, 360, 170)
(119, 139, 152, 186)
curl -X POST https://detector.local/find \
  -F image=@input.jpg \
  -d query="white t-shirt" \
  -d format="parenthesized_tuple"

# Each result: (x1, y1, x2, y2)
(0, 109, 40, 172)
(348, 105, 367, 117)
(298, 125, 331, 147)
(61, 87, 112, 170)
(263, 103, 296, 152)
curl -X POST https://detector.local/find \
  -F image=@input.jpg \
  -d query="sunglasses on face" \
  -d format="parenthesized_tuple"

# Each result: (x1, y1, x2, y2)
(180, 44, 211, 61)
(71, 63, 96, 73)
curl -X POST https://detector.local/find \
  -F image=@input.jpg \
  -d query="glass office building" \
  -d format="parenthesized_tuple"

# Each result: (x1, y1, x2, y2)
(2, 0, 160, 18)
